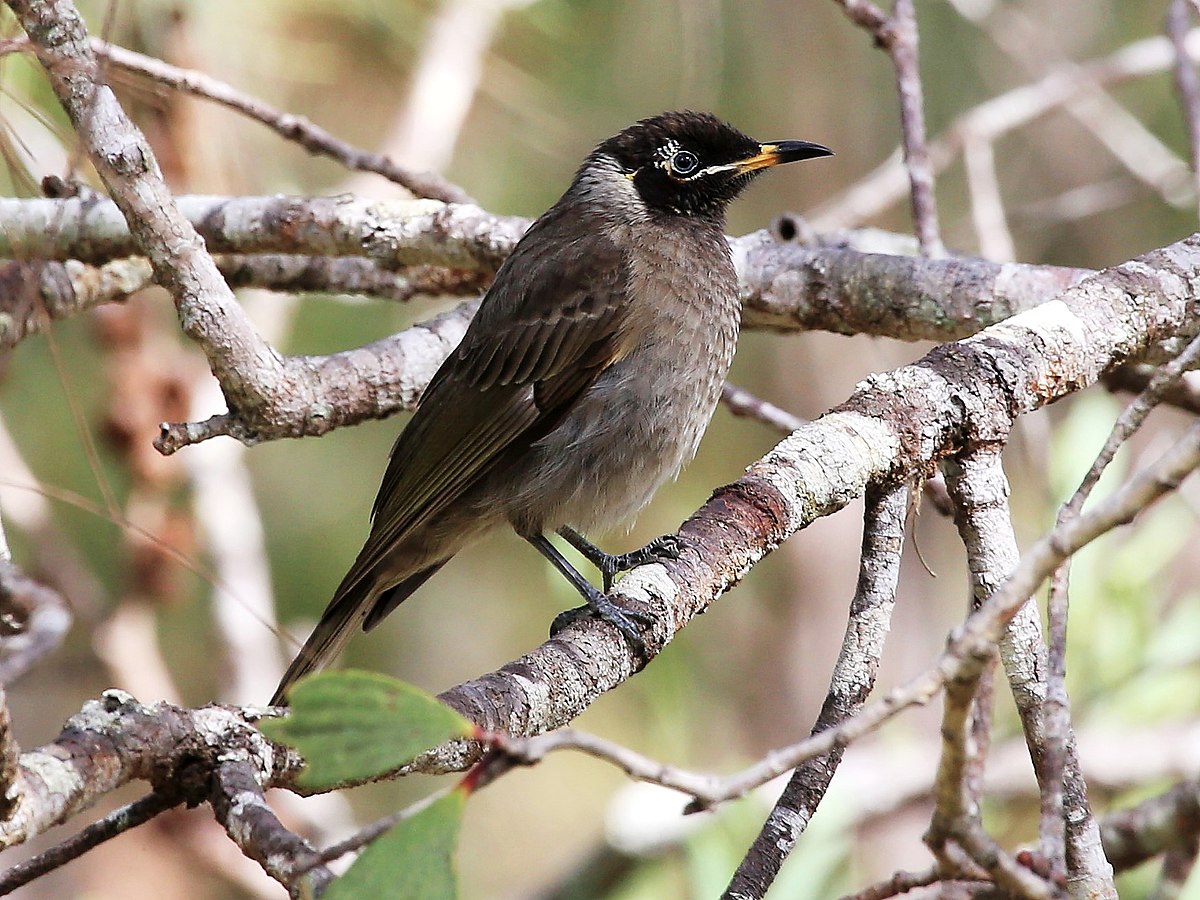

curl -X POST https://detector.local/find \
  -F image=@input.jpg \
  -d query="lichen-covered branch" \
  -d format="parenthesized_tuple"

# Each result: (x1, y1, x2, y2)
(944, 450, 1115, 897)
(0, 690, 295, 849)
(0, 192, 1092, 454)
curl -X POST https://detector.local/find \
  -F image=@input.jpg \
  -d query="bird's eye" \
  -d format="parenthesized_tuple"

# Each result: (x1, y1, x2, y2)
(669, 150, 700, 177)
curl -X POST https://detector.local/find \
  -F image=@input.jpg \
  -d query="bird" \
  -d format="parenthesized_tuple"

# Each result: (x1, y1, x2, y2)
(271, 111, 831, 705)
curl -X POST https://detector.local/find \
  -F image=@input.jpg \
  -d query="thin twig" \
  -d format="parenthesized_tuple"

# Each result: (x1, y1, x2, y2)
(831, 0, 945, 255)
(836, 866, 943, 900)
(720, 382, 805, 433)
(1105, 364, 1200, 415)
(885, 0, 944, 256)
(813, 28, 1200, 231)
(1168, 0, 1200, 219)
(77, 38, 471, 204)
(1062, 325, 1200, 522)
(297, 784, 458, 873)
(926, 656, 1050, 897)
(0, 791, 180, 896)
(724, 482, 907, 899)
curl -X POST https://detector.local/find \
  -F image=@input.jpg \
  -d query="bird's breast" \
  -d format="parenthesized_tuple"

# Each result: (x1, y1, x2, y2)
(504, 219, 741, 534)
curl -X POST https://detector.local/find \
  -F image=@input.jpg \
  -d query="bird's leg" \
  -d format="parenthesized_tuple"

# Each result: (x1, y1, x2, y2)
(524, 532, 654, 655)
(556, 526, 684, 592)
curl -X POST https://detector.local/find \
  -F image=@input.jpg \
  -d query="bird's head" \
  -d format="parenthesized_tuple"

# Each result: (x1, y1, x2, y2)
(584, 110, 832, 223)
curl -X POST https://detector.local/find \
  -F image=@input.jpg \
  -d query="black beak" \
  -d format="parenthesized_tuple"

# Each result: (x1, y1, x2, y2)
(733, 140, 834, 173)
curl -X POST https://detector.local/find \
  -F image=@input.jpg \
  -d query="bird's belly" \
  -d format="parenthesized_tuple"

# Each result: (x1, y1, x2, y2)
(501, 322, 736, 535)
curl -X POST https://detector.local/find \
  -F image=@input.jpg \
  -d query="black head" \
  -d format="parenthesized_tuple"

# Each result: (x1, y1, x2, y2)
(589, 110, 832, 222)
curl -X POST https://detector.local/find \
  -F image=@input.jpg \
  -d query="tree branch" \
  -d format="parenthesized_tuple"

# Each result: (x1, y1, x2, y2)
(83, 37, 472, 204)
(724, 482, 907, 898)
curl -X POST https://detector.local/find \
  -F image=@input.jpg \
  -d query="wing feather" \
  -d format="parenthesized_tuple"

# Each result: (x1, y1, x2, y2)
(339, 206, 629, 605)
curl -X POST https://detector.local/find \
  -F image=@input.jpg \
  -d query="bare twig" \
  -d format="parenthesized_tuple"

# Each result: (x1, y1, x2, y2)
(989, 9, 1195, 212)
(926, 652, 1053, 898)
(836, 866, 943, 900)
(0, 791, 180, 896)
(813, 28, 1200, 231)
(77, 38, 471, 204)
(831, 0, 945, 255)
(298, 785, 457, 873)
(1105, 364, 1200, 415)
(884, 0, 944, 256)
(1168, 0, 1200, 218)
(1064, 328, 1200, 521)
(720, 382, 805, 433)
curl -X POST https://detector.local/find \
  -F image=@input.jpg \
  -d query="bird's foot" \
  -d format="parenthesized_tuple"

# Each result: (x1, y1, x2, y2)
(557, 528, 685, 592)
(550, 584, 656, 658)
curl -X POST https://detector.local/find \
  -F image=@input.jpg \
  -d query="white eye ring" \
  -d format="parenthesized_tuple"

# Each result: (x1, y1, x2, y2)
(669, 149, 700, 176)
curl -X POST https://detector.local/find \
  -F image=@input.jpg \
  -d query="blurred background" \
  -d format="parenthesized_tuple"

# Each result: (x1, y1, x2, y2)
(1, 0, 1198, 897)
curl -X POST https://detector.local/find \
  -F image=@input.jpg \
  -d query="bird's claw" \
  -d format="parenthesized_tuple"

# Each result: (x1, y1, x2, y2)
(550, 589, 654, 658)
(598, 534, 686, 591)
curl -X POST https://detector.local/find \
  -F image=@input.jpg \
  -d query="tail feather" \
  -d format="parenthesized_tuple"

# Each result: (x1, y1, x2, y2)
(270, 585, 371, 706)
(363, 563, 446, 631)
(270, 561, 447, 706)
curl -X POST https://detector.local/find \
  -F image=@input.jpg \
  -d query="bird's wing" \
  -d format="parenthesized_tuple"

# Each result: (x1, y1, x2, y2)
(347, 209, 630, 601)
(270, 218, 630, 704)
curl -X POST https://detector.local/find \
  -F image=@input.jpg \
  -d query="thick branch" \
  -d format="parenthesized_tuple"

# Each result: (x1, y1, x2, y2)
(0, 691, 293, 848)
(0, 195, 526, 270)
(0, 194, 1093, 453)
(0, 197, 1085, 342)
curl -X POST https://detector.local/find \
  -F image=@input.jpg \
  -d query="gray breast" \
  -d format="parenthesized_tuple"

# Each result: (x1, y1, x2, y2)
(503, 217, 741, 534)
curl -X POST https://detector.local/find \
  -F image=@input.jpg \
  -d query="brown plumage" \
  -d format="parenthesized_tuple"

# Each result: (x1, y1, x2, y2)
(271, 111, 831, 704)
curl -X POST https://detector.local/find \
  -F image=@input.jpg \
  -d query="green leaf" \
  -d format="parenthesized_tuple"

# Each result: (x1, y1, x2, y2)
(260, 670, 473, 789)
(326, 789, 465, 900)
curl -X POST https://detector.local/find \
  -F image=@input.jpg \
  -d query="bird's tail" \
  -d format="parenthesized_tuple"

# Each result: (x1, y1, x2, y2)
(269, 583, 371, 706)
(269, 562, 446, 706)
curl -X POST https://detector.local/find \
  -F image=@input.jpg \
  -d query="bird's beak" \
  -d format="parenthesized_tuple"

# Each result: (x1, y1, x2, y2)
(734, 140, 834, 173)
